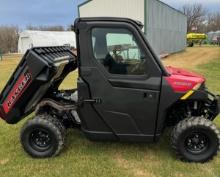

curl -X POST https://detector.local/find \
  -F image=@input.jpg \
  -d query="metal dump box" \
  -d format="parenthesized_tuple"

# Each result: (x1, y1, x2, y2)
(0, 46, 77, 124)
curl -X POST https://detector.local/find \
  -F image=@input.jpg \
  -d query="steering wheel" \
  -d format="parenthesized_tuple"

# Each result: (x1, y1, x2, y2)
(112, 46, 124, 63)
(130, 60, 146, 74)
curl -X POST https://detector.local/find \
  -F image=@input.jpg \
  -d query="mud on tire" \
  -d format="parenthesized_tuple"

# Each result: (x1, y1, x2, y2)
(171, 117, 220, 162)
(20, 115, 66, 158)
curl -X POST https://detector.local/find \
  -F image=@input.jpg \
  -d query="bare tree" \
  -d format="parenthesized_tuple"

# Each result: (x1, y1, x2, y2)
(182, 3, 207, 32)
(66, 25, 73, 31)
(0, 26, 19, 54)
(207, 12, 220, 32)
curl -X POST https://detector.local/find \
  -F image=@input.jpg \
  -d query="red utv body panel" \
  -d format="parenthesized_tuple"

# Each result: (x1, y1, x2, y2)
(165, 66, 205, 92)
(1, 70, 32, 114)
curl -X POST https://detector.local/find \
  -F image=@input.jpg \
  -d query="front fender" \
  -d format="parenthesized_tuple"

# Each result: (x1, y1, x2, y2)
(214, 95, 220, 118)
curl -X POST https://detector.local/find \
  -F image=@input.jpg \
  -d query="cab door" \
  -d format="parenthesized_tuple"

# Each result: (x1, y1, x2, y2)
(76, 19, 162, 142)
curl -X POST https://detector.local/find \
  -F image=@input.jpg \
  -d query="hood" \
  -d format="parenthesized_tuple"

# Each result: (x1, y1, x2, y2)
(166, 66, 205, 79)
(165, 66, 206, 92)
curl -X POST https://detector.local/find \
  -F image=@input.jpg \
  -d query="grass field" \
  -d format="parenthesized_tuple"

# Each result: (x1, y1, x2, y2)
(0, 47, 220, 177)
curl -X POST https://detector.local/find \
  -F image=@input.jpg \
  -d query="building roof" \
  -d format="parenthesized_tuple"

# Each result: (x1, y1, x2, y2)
(19, 30, 76, 47)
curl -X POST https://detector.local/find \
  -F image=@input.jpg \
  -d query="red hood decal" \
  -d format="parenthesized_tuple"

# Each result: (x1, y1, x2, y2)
(165, 66, 205, 92)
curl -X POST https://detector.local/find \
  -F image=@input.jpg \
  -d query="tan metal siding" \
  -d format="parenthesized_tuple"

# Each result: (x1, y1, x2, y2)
(79, 0, 145, 27)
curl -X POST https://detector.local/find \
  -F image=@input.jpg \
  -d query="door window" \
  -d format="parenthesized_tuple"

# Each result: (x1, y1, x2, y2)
(92, 28, 147, 75)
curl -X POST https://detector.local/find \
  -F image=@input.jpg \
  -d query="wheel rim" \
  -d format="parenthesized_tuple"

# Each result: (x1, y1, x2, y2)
(184, 131, 209, 154)
(29, 128, 52, 151)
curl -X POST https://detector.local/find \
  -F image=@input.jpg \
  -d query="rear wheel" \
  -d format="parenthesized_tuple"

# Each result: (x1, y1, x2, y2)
(171, 117, 220, 162)
(20, 115, 65, 158)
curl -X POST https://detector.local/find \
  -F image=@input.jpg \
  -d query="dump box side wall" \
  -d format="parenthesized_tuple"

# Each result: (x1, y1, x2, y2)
(0, 46, 77, 124)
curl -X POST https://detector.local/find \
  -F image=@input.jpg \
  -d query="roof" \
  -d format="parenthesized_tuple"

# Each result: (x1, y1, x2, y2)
(207, 31, 220, 34)
(75, 17, 144, 29)
(155, 0, 185, 16)
(78, 0, 92, 8)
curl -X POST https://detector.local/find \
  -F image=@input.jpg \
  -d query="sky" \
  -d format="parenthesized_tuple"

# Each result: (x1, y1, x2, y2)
(161, 0, 220, 12)
(0, 0, 84, 28)
(0, 0, 219, 28)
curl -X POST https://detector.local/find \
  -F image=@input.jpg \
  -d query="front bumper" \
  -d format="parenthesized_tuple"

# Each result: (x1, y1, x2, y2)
(207, 92, 220, 120)
(194, 89, 220, 120)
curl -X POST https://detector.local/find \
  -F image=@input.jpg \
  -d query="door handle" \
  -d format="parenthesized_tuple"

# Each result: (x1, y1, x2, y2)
(83, 98, 102, 104)
(143, 92, 157, 99)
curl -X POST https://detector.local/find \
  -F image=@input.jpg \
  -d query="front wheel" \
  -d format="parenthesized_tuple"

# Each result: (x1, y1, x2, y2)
(20, 115, 65, 158)
(171, 117, 220, 162)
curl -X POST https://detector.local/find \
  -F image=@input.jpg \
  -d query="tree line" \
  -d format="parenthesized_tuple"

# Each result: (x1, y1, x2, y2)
(0, 26, 19, 54)
(182, 3, 220, 33)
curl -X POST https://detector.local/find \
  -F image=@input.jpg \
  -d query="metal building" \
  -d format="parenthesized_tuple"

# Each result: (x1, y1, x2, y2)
(78, 0, 187, 55)
(18, 31, 76, 54)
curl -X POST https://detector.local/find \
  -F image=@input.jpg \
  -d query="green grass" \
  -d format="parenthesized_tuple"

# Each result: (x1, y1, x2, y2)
(0, 53, 220, 177)
(194, 58, 220, 127)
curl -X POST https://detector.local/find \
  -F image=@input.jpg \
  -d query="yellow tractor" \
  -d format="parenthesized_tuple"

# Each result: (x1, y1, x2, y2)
(187, 33, 207, 47)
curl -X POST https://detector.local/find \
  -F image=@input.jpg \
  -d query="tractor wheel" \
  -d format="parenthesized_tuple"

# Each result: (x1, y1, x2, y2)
(20, 115, 65, 158)
(187, 42, 194, 47)
(171, 117, 220, 162)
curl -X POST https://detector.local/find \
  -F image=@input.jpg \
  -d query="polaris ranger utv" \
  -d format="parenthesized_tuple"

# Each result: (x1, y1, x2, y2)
(0, 17, 219, 162)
